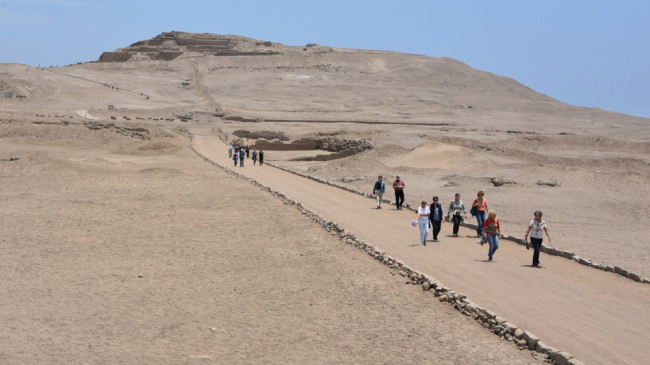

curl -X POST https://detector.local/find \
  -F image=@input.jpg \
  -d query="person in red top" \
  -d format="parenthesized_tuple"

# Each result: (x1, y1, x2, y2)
(482, 210, 501, 261)
(392, 175, 405, 210)
(472, 190, 488, 236)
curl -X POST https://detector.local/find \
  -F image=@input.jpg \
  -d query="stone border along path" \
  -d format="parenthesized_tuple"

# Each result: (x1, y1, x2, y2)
(265, 160, 649, 285)
(189, 140, 586, 365)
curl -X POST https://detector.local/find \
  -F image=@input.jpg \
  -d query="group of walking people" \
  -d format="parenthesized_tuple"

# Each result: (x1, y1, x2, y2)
(228, 144, 263, 167)
(371, 175, 405, 210)
(373, 175, 551, 267)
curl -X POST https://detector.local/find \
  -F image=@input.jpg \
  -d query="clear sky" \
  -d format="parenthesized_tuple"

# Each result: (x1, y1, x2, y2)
(2, 0, 649, 118)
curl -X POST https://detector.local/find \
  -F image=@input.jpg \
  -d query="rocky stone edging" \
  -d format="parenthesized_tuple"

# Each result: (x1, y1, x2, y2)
(189, 143, 583, 364)
(264, 162, 649, 285)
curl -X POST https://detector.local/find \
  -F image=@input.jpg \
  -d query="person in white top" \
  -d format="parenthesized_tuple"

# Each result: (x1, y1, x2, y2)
(415, 200, 430, 246)
(524, 210, 551, 268)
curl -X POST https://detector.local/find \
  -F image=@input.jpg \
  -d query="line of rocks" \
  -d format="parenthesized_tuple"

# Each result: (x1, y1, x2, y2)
(189, 141, 584, 364)
(265, 161, 649, 285)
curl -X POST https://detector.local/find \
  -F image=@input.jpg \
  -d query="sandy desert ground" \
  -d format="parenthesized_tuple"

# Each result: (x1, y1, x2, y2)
(0, 121, 542, 364)
(1, 32, 649, 363)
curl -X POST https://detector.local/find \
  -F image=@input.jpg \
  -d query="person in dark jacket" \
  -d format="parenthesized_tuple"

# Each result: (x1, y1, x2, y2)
(429, 196, 445, 242)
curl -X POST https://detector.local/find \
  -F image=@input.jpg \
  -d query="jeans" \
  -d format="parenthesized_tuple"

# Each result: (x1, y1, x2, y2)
(531, 237, 543, 265)
(419, 222, 429, 244)
(395, 190, 404, 209)
(486, 233, 499, 259)
(431, 219, 441, 240)
(476, 210, 486, 235)
(375, 191, 384, 207)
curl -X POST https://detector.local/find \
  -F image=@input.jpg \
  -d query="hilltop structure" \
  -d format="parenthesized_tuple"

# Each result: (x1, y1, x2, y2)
(99, 31, 278, 62)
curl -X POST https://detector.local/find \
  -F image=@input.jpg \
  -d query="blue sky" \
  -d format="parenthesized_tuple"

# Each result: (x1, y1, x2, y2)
(1, 0, 649, 118)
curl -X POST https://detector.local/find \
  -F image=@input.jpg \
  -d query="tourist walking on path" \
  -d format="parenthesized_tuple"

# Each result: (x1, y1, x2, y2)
(252, 150, 258, 165)
(416, 200, 430, 245)
(228, 143, 233, 158)
(259, 150, 264, 165)
(472, 191, 488, 236)
(233, 150, 238, 167)
(372, 175, 385, 209)
(245, 146, 250, 158)
(447, 193, 467, 237)
(429, 196, 444, 242)
(239, 150, 245, 167)
(392, 175, 405, 210)
(524, 210, 551, 268)
(482, 210, 501, 261)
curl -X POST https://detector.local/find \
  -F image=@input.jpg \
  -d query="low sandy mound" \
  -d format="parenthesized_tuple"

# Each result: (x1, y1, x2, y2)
(137, 141, 176, 151)
(384, 142, 486, 169)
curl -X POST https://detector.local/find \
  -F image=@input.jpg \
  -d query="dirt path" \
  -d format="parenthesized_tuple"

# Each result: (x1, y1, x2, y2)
(42, 68, 190, 106)
(193, 134, 650, 365)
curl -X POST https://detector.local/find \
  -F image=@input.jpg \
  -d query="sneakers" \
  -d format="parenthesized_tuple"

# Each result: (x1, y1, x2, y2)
(433, 239, 439, 242)
(453, 233, 459, 237)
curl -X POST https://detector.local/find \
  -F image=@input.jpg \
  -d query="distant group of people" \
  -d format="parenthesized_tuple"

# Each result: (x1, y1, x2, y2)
(229, 143, 263, 167)
(373, 175, 551, 266)
(101, 83, 120, 91)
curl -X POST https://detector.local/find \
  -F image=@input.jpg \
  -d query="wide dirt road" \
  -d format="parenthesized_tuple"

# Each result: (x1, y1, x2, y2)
(194, 135, 650, 365)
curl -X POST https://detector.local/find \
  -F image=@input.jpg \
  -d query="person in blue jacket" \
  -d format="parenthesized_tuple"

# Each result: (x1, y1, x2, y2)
(372, 175, 385, 209)
(429, 196, 445, 242)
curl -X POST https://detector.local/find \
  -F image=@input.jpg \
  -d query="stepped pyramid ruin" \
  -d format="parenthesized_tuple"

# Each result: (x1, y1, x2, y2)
(99, 31, 278, 62)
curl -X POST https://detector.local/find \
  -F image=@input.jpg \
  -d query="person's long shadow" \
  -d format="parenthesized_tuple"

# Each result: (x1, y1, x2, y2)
(521, 264, 543, 269)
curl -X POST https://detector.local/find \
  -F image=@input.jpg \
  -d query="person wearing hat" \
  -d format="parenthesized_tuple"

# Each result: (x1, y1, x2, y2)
(392, 175, 405, 210)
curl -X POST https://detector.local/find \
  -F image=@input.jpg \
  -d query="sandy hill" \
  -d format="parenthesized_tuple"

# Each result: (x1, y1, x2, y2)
(2, 31, 647, 138)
